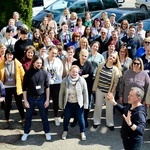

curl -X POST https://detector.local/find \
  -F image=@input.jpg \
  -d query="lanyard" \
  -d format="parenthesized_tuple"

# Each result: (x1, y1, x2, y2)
(6, 62, 13, 77)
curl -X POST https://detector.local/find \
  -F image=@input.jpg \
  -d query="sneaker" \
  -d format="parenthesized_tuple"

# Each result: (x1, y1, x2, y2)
(90, 124, 100, 132)
(45, 133, 51, 141)
(54, 117, 60, 126)
(81, 132, 86, 141)
(62, 131, 68, 140)
(21, 133, 29, 141)
(3, 122, 9, 129)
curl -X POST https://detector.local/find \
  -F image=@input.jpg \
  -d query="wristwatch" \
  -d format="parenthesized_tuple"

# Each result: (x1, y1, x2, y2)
(129, 122, 133, 127)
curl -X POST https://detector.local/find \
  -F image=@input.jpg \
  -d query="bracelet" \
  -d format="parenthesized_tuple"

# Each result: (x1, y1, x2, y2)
(129, 122, 133, 127)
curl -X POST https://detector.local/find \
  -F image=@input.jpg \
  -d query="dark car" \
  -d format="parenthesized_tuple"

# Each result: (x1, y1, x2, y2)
(32, 0, 124, 28)
(92, 8, 150, 25)
(33, 0, 44, 7)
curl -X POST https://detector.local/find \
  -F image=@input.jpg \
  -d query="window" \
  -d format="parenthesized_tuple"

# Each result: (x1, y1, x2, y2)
(119, 14, 134, 24)
(135, 13, 147, 22)
(45, 0, 72, 13)
(102, 0, 118, 8)
(70, 1, 86, 14)
(88, 0, 104, 11)
(33, 0, 43, 7)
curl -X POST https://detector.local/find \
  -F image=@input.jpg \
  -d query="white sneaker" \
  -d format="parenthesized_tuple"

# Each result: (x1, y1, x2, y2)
(54, 117, 60, 126)
(81, 132, 86, 141)
(45, 133, 51, 141)
(21, 133, 29, 141)
(62, 131, 68, 140)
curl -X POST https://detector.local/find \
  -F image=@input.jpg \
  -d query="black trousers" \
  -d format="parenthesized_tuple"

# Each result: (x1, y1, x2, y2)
(123, 139, 142, 150)
(50, 84, 60, 117)
(5, 87, 25, 120)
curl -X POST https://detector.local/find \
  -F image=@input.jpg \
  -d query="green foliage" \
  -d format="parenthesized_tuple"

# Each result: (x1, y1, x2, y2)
(0, 0, 33, 30)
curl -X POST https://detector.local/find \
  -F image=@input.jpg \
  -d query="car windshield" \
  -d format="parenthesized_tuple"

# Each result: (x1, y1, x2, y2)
(45, 0, 74, 13)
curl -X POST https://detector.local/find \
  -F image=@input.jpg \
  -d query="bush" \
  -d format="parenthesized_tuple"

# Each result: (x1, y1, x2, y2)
(0, 0, 33, 30)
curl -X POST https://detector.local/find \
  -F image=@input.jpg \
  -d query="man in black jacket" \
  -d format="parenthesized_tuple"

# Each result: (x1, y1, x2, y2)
(107, 87, 147, 150)
(121, 26, 141, 59)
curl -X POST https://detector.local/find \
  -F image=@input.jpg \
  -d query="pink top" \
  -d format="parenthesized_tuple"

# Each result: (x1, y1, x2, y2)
(74, 26, 85, 36)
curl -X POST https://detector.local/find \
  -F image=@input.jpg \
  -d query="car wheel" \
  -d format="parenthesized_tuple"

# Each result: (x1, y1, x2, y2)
(140, 5, 148, 11)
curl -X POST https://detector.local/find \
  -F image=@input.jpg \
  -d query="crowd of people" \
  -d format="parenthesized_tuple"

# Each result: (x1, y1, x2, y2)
(0, 9, 150, 150)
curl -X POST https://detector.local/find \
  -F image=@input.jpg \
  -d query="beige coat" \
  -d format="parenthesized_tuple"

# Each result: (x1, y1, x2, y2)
(92, 63, 119, 93)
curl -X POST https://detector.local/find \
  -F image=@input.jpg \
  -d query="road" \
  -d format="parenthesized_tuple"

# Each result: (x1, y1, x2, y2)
(121, 0, 135, 8)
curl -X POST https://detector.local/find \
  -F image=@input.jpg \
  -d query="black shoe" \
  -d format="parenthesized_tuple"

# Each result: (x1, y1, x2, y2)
(33, 110, 37, 116)
(108, 126, 114, 131)
(70, 120, 77, 127)
(147, 119, 150, 124)
(92, 124, 100, 129)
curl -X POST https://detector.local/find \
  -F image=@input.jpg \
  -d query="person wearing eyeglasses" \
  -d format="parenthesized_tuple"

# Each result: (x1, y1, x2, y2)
(135, 37, 150, 58)
(95, 27, 109, 54)
(119, 58, 149, 106)
(44, 45, 63, 126)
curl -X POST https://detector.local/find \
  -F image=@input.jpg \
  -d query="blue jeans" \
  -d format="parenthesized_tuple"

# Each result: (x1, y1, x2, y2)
(24, 94, 50, 134)
(63, 102, 85, 132)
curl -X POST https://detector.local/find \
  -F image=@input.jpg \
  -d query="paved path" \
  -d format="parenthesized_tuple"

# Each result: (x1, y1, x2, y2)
(0, 101, 150, 150)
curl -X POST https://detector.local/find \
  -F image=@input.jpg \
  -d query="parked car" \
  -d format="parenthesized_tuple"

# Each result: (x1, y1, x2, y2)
(141, 18, 150, 31)
(135, 0, 150, 11)
(32, 0, 125, 28)
(32, 0, 56, 17)
(92, 8, 150, 25)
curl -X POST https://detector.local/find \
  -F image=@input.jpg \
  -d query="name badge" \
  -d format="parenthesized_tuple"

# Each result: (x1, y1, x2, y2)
(8, 77, 14, 82)
(127, 46, 131, 49)
(36, 85, 41, 89)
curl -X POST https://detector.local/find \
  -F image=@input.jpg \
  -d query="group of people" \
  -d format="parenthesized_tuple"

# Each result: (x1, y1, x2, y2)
(0, 8, 150, 150)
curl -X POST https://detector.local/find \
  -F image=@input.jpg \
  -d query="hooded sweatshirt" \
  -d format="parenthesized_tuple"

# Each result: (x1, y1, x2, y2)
(115, 104, 147, 142)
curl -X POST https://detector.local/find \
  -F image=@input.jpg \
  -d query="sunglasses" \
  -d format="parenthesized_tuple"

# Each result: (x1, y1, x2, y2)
(145, 41, 150, 44)
(133, 62, 140, 66)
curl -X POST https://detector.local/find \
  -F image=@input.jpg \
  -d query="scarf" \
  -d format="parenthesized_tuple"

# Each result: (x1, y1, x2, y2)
(68, 74, 79, 85)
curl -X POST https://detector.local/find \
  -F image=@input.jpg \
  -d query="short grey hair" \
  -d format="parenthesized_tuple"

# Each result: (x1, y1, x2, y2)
(131, 87, 144, 99)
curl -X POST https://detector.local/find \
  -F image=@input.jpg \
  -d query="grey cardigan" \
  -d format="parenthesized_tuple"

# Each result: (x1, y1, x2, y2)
(59, 76, 89, 109)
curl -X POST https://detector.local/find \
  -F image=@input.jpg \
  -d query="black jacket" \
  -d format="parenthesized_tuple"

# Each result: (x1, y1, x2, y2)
(115, 104, 147, 142)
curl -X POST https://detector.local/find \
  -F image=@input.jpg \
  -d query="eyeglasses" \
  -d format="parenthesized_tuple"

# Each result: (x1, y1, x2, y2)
(145, 41, 150, 44)
(101, 32, 106, 34)
(133, 62, 140, 66)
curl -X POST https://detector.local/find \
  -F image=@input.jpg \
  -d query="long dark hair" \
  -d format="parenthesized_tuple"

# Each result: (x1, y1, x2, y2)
(29, 55, 45, 69)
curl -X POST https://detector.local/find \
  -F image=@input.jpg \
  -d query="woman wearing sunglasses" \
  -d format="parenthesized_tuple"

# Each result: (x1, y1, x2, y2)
(119, 58, 149, 106)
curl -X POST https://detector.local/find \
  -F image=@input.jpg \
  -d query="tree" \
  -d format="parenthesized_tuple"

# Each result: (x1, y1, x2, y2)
(0, 0, 33, 30)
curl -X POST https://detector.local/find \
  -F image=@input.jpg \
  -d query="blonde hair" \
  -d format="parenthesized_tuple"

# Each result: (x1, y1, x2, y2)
(104, 18, 111, 29)
(106, 52, 122, 77)
(79, 49, 89, 56)
(69, 65, 80, 72)
(0, 43, 6, 49)
(70, 12, 78, 20)
(79, 37, 89, 48)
